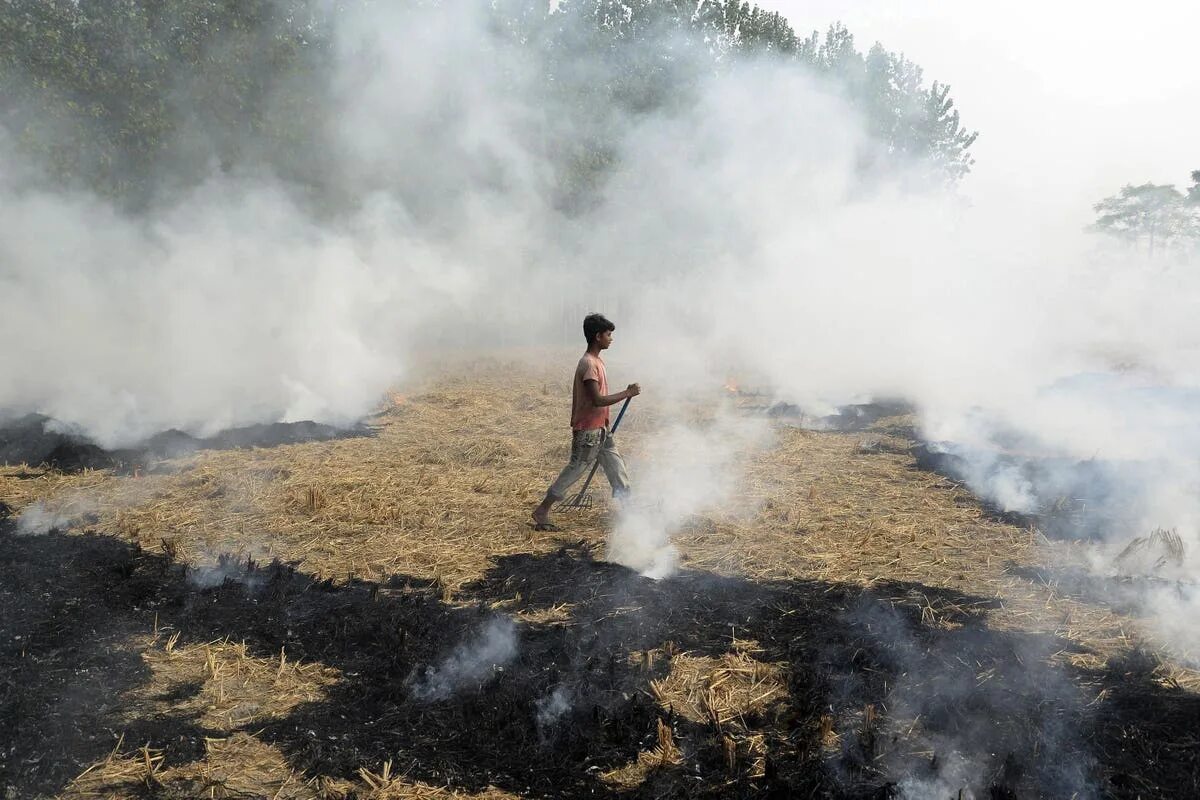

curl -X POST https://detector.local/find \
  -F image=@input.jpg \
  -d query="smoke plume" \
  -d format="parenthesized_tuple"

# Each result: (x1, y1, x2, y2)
(608, 411, 770, 578)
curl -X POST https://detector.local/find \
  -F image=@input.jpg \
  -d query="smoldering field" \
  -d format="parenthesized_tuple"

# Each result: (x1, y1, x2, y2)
(1, 1, 1199, 798)
(6, 365, 1199, 799)
(6, 0, 1198, 652)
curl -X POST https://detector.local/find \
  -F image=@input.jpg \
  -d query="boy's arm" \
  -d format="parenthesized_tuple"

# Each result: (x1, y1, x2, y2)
(585, 379, 640, 408)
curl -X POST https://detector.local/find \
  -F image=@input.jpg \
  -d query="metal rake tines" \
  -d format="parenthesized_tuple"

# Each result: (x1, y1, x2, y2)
(560, 491, 594, 510)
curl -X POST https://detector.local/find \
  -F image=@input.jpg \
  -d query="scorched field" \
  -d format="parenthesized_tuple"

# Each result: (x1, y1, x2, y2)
(2, 355, 1197, 799)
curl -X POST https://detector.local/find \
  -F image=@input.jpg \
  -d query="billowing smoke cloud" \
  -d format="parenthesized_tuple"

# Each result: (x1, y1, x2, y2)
(0, 175, 415, 446)
(409, 617, 518, 702)
(0, 3, 556, 448)
(575, 52, 1200, 658)
(557, 55, 1200, 649)
(0, 3, 1082, 449)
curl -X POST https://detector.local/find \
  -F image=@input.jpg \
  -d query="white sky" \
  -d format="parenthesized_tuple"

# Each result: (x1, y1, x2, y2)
(756, 0, 1200, 222)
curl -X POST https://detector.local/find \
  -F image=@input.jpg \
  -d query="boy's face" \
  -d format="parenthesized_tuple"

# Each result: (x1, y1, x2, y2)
(596, 330, 613, 349)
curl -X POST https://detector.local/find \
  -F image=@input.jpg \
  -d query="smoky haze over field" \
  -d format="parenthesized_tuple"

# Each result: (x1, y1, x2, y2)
(2, 1, 1200, 642)
(4, 4, 1200, 797)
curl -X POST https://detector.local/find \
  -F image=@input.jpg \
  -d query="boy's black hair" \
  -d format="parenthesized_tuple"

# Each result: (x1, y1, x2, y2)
(583, 312, 615, 345)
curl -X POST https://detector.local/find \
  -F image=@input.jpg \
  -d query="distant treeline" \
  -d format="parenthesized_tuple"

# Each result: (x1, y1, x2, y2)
(0, 0, 977, 209)
(1090, 172, 1200, 260)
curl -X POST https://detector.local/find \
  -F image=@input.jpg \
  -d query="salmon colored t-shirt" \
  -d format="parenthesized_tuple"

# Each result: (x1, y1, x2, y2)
(571, 352, 610, 431)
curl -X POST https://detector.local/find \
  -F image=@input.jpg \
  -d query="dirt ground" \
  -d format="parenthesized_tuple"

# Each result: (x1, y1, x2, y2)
(1, 355, 1197, 799)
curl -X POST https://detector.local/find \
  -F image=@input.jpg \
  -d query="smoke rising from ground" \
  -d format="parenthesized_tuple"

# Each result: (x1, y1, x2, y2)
(534, 684, 573, 735)
(15, 500, 79, 536)
(409, 617, 519, 702)
(0, 2, 1148, 453)
(608, 412, 770, 578)
(0, 3, 557, 447)
(576, 53, 1200, 647)
(845, 598, 1096, 799)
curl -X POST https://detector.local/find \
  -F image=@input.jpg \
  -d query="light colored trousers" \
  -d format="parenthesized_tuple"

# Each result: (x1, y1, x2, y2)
(546, 428, 631, 501)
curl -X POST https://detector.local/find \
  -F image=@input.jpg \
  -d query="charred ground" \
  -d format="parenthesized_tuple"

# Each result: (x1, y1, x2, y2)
(9, 528, 1194, 798)
(1, 360, 1197, 798)
(0, 413, 373, 475)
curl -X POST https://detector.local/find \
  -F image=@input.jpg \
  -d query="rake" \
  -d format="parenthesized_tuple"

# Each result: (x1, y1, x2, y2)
(560, 396, 632, 510)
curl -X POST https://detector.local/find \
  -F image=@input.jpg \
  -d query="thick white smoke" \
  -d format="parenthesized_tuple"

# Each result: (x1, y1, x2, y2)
(574, 59, 1199, 608)
(0, 3, 555, 447)
(608, 411, 770, 578)
(0, 176, 417, 445)
(2, 0, 1198, 653)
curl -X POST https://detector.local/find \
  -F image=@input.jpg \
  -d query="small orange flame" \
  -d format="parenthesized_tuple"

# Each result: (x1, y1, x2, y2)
(723, 378, 740, 394)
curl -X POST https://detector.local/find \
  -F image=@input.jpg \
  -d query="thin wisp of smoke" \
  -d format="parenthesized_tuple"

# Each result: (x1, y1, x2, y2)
(408, 617, 519, 702)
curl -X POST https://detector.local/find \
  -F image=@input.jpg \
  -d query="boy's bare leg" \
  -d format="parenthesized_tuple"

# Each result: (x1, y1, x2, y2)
(532, 494, 555, 528)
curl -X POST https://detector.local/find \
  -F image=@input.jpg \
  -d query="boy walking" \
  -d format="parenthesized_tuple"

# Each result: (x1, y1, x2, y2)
(531, 313, 640, 531)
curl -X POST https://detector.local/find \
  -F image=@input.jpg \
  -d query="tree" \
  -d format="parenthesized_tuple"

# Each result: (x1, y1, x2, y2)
(540, 9, 979, 186)
(702, 1, 798, 57)
(0, 0, 332, 205)
(1188, 170, 1200, 205)
(795, 25, 977, 183)
(1, 0, 979, 208)
(1089, 183, 1199, 258)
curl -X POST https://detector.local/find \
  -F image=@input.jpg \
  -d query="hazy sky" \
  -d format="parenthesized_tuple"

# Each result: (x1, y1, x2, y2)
(757, 0, 1199, 221)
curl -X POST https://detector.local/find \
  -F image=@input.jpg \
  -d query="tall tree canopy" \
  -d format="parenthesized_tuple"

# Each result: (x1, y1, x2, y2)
(800, 25, 977, 182)
(525, 6, 978, 185)
(0, 0, 332, 200)
(0, 0, 978, 207)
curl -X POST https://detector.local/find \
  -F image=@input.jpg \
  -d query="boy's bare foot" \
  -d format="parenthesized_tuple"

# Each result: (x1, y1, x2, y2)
(532, 505, 560, 531)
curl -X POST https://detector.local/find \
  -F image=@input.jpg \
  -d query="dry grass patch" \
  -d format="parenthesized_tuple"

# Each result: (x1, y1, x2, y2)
(64, 734, 314, 799)
(129, 636, 338, 731)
